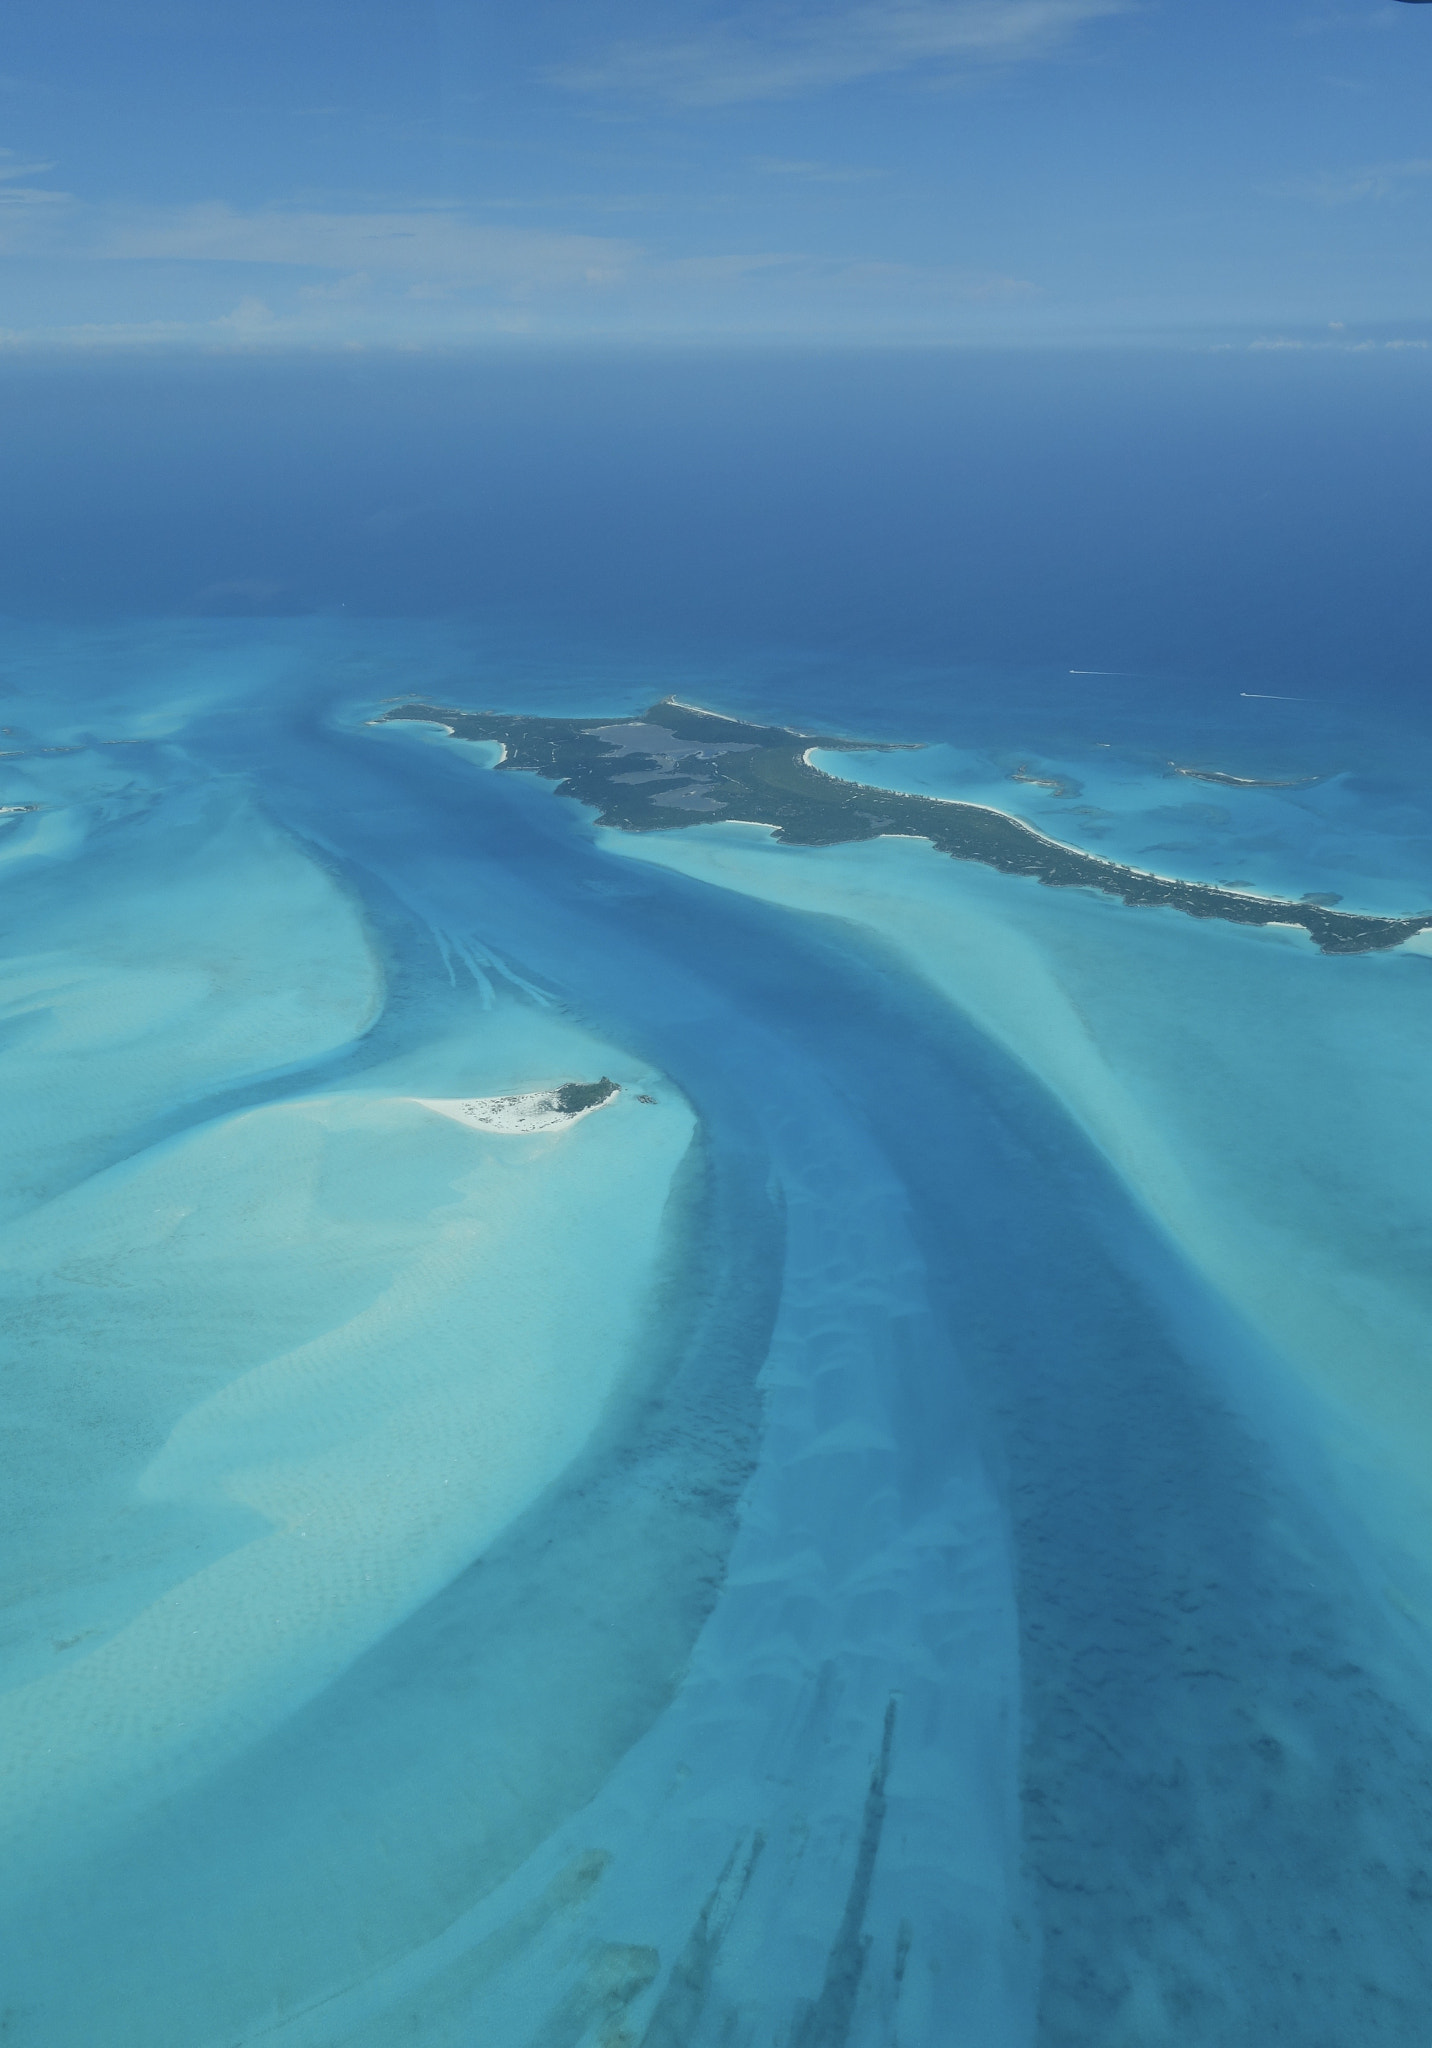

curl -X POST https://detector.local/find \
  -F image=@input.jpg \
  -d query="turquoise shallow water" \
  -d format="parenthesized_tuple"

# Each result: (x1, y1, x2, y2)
(2, 615, 1431, 2046)
(4, 346, 1432, 2046)
(806, 744, 1432, 920)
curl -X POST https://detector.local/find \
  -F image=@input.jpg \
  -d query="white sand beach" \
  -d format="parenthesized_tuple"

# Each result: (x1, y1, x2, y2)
(414, 1085, 619, 1133)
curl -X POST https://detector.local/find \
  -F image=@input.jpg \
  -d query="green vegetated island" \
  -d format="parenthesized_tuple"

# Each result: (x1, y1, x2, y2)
(555, 1078, 617, 1115)
(377, 697, 1432, 957)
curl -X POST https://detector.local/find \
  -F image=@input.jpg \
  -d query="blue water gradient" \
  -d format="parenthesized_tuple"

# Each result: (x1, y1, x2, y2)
(4, 350, 1432, 2044)
(0, 627, 1427, 2045)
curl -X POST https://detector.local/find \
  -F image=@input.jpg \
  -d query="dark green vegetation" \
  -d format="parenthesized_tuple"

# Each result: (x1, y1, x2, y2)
(378, 698, 1432, 956)
(555, 1078, 617, 1115)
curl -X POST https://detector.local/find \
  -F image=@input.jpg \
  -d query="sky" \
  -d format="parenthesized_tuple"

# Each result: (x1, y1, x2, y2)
(2, 0, 1432, 348)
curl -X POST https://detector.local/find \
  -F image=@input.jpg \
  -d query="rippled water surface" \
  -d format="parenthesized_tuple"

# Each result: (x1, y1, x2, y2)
(3, 351, 1432, 2046)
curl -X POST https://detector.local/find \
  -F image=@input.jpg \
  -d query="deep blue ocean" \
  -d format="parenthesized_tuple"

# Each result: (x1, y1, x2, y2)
(3, 349, 1432, 2046)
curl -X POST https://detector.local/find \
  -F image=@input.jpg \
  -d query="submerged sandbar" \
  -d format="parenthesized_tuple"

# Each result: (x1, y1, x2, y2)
(377, 698, 1431, 956)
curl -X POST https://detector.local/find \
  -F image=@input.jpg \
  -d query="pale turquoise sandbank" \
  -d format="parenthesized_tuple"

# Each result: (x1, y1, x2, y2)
(0, 1040, 692, 1875)
(605, 819, 1432, 1611)
(0, 788, 385, 1224)
(0, 979, 692, 1879)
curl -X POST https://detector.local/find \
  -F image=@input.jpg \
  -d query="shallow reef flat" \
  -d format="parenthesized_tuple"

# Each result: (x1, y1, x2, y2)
(0, 787, 384, 1225)
(0, 1073, 693, 1882)
(380, 697, 1432, 954)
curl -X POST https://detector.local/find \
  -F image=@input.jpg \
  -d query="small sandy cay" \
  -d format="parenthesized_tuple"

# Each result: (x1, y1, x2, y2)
(415, 1077, 619, 1135)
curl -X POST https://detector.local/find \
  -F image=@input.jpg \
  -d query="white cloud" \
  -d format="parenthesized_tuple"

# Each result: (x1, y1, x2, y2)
(1249, 333, 1429, 351)
(0, 188, 1048, 348)
(0, 149, 57, 181)
(1291, 5, 1405, 37)
(0, 178, 74, 258)
(0, 182, 67, 208)
(1276, 157, 1432, 203)
(746, 252, 1038, 297)
(749, 156, 888, 182)
(0, 318, 198, 351)
(551, 0, 1131, 105)
(211, 295, 277, 333)
(90, 203, 641, 293)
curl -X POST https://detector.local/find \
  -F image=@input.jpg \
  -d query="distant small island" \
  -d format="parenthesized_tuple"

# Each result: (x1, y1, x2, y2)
(377, 698, 1432, 957)
(1011, 763, 1081, 798)
(1170, 763, 1320, 791)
